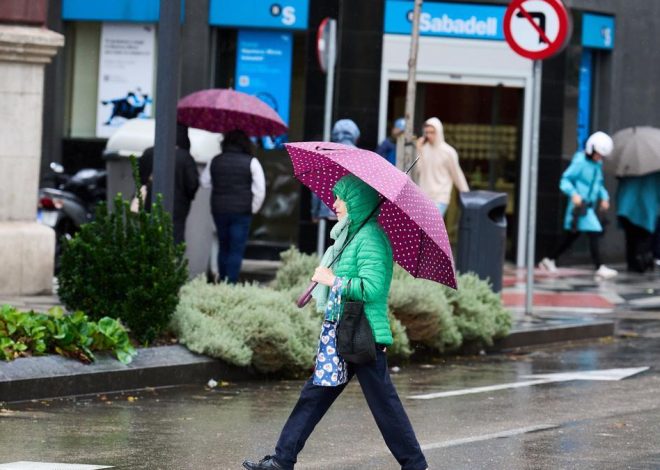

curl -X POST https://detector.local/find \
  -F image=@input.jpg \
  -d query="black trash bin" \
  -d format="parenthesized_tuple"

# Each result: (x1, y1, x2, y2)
(456, 191, 507, 292)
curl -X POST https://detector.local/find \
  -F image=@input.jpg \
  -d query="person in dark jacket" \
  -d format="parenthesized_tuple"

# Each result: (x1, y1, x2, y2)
(138, 123, 200, 244)
(243, 175, 428, 470)
(375, 117, 405, 165)
(200, 129, 266, 284)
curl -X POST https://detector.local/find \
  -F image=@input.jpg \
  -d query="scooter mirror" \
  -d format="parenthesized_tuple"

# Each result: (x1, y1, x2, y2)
(50, 162, 64, 173)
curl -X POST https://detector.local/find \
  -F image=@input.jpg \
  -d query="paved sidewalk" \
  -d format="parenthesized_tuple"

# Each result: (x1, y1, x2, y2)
(502, 264, 660, 318)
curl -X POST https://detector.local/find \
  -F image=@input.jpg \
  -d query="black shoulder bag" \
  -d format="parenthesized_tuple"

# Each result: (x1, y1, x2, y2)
(337, 279, 376, 364)
(570, 168, 599, 232)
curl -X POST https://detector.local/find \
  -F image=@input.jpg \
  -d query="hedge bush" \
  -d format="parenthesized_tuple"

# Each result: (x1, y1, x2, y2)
(275, 248, 512, 353)
(389, 266, 462, 352)
(172, 248, 512, 376)
(171, 277, 320, 376)
(57, 159, 188, 344)
(445, 273, 512, 346)
(0, 305, 136, 364)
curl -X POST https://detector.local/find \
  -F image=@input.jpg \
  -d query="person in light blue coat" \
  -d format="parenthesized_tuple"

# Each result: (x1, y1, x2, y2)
(616, 171, 660, 272)
(539, 132, 618, 279)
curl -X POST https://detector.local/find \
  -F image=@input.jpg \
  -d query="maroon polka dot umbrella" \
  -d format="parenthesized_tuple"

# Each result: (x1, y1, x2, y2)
(177, 88, 288, 136)
(285, 141, 457, 290)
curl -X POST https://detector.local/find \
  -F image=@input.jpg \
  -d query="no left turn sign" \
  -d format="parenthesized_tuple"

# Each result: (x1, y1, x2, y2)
(504, 0, 571, 60)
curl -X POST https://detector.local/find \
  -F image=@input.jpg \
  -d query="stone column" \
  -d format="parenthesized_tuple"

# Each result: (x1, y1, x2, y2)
(0, 25, 64, 295)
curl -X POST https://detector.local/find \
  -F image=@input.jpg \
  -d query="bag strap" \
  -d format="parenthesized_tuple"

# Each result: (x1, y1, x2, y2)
(346, 278, 365, 301)
(586, 166, 599, 203)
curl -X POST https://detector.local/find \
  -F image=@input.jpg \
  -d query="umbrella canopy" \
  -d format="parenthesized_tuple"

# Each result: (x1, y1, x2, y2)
(285, 142, 456, 289)
(177, 88, 288, 137)
(611, 126, 660, 177)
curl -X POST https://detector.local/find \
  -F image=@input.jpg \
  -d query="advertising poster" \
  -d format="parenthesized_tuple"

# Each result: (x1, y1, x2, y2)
(96, 23, 155, 138)
(235, 30, 293, 149)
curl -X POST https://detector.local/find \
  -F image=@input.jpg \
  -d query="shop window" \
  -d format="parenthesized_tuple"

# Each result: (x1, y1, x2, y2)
(64, 21, 101, 138)
(63, 21, 158, 140)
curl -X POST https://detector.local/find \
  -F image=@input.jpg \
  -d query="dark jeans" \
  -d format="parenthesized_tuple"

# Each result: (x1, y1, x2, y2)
(274, 348, 427, 470)
(212, 212, 252, 283)
(173, 218, 186, 246)
(552, 231, 602, 269)
(620, 217, 654, 272)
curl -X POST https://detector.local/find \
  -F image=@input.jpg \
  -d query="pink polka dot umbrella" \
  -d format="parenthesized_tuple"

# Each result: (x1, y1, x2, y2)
(177, 88, 287, 136)
(285, 141, 457, 290)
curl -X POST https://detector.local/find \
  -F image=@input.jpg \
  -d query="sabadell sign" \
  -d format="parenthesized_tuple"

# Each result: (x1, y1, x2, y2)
(420, 13, 499, 37)
(384, 0, 506, 41)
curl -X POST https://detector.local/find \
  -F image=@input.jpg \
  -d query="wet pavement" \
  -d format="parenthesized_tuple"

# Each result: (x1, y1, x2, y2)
(1, 326, 659, 470)
(503, 265, 660, 317)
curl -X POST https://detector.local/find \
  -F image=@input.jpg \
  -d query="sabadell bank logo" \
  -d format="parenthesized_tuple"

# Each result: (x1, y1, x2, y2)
(270, 3, 296, 26)
(408, 10, 498, 37)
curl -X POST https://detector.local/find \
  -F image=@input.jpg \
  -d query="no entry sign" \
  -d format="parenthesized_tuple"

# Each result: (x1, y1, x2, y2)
(504, 0, 571, 60)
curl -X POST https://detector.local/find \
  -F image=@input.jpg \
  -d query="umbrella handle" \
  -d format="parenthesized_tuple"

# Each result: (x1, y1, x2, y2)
(296, 281, 318, 308)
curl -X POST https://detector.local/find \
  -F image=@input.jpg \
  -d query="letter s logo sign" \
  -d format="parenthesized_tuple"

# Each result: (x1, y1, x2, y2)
(282, 6, 296, 26)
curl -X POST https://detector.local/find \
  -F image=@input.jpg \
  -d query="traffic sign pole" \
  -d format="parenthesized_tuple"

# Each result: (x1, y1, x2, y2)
(525, 59, 542, 316)
(317, 18, 337, 257)
(503, 0, 571, 316)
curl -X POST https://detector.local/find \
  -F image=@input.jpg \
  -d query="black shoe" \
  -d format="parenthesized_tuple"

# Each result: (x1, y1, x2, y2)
(242, 455, 284, 470)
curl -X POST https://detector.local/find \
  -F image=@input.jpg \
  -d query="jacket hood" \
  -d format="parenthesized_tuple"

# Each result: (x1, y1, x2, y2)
(331, 119, 360, 146)
(424, 117, 446, 146)
(333, 175, 380, 230)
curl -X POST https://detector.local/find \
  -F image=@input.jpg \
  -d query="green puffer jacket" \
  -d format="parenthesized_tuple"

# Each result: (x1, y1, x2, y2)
(332, 175, 393, 345)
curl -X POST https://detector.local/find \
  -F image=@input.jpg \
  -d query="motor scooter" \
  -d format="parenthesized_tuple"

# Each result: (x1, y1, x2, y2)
(37, 162, 107, 270)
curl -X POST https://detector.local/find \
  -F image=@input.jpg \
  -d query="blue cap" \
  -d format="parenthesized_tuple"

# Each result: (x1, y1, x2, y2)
(394, 118, 405, 131)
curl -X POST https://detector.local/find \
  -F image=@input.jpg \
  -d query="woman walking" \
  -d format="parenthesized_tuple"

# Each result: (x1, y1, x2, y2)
(201, 129, 265, 283)
(539, 131, 618, 279)
(242, 174, 428, 470)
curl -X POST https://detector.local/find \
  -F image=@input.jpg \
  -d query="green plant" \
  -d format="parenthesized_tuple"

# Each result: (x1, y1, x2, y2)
(387, 310, 412, 359)
(57, 157, 188, 343)
(445, 273, 513, 346)
(275, 248, 513, 352)
(273, 248, 413, 358)
(272, 246, 319, 292)
(0, 305, 136, 364)
(389, 266, 462, 352)
(171, 277, 320, 376)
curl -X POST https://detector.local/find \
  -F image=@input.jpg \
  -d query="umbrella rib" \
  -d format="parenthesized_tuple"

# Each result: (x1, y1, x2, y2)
(414, 229, 423, 278)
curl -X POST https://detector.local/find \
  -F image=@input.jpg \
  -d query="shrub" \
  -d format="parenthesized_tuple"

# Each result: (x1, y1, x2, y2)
(389, 266, 462, 352)
(387, 310, 412, 359)
(272, 246, 319, 292)
(0, 305, 136, 364)
(273, 248, 413, 358)
(171, 277, 320, 376)
(273, 248, 513, 352)
(57, 159, 188, 344)
(445, 273, 513, 346)
(191, 247, 512, 375)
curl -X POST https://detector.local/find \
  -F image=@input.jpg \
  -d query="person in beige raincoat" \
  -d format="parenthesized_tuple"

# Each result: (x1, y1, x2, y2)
(415, 117, 469, 216)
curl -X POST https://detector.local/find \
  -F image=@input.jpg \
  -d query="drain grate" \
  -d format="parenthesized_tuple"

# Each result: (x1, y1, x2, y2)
(0, 463, 112, 470)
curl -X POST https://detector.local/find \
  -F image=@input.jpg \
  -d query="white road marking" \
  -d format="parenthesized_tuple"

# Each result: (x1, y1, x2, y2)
(421, 424, 559, 450)
(408, 367, 650, 400)
(0, 463, 112, 470)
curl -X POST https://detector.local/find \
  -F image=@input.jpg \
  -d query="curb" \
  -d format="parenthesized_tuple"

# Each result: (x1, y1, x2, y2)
(0, 345, 252, 403)
(491, 319, 615, 351)
(1, 320, 617, 403)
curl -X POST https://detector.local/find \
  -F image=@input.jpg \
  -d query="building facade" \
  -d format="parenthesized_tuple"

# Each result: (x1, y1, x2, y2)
(41, 0, 660, 265)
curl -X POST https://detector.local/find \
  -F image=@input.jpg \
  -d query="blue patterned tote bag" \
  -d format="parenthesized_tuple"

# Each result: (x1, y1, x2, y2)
(313, 278, 348, 387)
